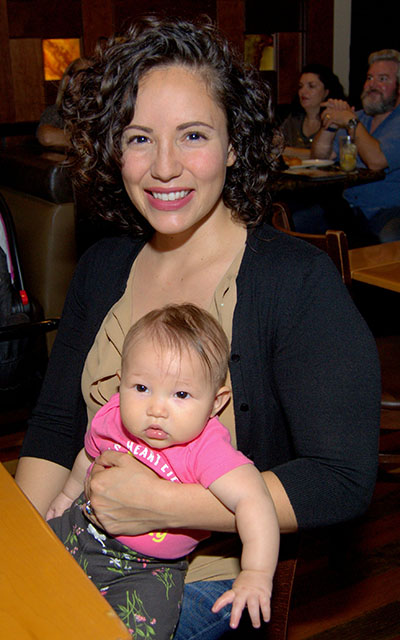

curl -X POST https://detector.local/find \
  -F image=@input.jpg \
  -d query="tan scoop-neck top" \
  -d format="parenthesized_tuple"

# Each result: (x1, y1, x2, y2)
(81, 245, 246, 582)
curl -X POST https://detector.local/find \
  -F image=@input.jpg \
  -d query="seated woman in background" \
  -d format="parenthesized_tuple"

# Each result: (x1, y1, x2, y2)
(282, 63, 346, 162)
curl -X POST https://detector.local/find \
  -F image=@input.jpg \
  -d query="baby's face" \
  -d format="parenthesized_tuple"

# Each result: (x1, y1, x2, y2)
(119, 337, 221, 448)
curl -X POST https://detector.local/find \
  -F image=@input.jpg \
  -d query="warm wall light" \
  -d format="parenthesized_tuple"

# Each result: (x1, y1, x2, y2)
(42, 39, 81, 81)
(244, 34, 275, 71)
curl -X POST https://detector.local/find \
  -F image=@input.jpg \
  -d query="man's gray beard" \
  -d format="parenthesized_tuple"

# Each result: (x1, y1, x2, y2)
(362, 89, 397, 115)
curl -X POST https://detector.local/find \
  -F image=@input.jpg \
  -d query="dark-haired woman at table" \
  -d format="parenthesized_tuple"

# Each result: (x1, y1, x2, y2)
(282, 64, 346, 162)
(16, 16, 380, 639)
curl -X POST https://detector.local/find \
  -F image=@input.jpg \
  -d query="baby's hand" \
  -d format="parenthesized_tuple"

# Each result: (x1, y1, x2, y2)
(211, 569, 273, 629)
(46, 492, 74, 521)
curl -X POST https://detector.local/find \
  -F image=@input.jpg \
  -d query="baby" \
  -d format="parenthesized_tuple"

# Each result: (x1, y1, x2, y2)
(47, 303, 279, 638)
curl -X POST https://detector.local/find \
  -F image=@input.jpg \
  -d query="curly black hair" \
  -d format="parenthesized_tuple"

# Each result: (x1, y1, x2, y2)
(63, 15, 283, 235)
(288, 63, 346, 116)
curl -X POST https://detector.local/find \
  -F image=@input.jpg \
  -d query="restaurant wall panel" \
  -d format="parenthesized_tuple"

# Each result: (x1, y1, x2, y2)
(217, 0, 245, 55)
(0, 0, 335, 127)
(9, 39, 45, 122)
(7, 0, 82, 38)
(0, 0, 15, 123)
(81, 0, 114, 56)
(113, 0, 216, 29)
(305, 0, 333, 68)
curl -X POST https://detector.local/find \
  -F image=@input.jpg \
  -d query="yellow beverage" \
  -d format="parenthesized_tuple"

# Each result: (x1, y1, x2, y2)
(339, 137, 357, 172)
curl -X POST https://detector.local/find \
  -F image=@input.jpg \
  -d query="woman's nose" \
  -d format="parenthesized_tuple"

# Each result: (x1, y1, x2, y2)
(151, 140, 183, 182)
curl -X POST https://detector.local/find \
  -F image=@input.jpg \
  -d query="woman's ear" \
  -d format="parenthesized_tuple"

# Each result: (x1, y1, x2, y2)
(210, 386, 231, 416)
(226, 144, 236, 167)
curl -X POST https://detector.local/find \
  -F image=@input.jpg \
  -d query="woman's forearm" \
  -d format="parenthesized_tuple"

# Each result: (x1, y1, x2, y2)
(283, 146, 312, 159)
(87, 452, 298, 536)
(163, 470, 297, 534)
(15, 457, 70, 517)
(262, 471, 298, 533)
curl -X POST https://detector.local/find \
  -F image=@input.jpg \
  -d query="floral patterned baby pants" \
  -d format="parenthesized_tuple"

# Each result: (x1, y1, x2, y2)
(48, 493, 188, 639)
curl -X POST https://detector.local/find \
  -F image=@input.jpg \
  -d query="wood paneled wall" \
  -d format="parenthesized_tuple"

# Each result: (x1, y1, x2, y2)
(0, 0, 14, 122)
(0, 0, 333, 126)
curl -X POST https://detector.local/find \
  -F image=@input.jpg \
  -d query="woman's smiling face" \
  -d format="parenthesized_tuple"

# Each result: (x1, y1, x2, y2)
(120, 64, 236, 237)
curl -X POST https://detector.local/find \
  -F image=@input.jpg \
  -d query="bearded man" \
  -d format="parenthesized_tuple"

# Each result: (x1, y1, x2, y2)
(312, 49, 400, 244)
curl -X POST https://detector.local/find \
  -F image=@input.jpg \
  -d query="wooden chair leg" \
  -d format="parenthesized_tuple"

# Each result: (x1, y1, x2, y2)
(267, 534, 299, 640)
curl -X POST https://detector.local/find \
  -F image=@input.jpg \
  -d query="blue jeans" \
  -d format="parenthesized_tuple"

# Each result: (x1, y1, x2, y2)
(174, 580, 234, 640)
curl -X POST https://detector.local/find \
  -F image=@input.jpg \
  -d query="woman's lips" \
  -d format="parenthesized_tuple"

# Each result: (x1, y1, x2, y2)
(145, 189, 194, 211)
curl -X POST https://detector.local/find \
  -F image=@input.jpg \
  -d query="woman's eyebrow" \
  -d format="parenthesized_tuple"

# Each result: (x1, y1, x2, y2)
(177, 121, 215, 131)
(123, 121, 215, 134)
(123, 124, 153, 133)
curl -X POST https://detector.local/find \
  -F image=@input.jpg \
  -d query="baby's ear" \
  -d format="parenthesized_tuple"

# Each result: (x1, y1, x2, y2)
(211, 386, 231, 416)
(116, 369, 121, 381)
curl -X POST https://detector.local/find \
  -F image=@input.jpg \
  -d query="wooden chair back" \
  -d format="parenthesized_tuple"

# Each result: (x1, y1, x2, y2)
(271, 203, 352, 289)
(271, 202, 400, 476)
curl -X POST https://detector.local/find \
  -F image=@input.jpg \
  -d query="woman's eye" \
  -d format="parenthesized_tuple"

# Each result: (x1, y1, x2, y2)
(135, 384, 148, 393)
(123, 134, 150, 147)
(175, 391, 190, 399)
(131, 135, 150, 144)
(185, 131, 205, 142)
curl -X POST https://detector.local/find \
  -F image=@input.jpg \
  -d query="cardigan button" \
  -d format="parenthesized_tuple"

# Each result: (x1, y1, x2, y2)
(240, 403, 249, 412)
(231, 353, 240, 362)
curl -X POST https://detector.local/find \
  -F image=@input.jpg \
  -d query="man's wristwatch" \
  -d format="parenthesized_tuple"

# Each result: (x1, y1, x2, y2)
(346, 116, 359, 132)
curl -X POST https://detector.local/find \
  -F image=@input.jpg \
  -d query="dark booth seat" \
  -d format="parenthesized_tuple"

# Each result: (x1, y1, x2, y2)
(0, 142, 77, 351)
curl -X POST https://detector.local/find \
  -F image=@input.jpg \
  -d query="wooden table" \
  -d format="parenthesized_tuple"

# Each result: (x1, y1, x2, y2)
(0, 462, 130, 640)
(349, 241, 400, 293)
(270, 166, 385, 198)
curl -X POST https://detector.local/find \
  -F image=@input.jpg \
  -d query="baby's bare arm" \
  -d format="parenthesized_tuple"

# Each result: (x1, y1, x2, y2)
(46, 448, 93, 520)
(209, 464, 280, 628)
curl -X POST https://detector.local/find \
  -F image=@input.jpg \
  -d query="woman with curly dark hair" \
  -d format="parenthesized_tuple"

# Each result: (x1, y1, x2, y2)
(63, 16, 281, 232)
(282, 63, 346, 161)
(16, 15, 380, 640)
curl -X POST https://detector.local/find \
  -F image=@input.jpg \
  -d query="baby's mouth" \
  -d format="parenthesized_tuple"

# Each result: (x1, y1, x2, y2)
(145, 426, 168, 440)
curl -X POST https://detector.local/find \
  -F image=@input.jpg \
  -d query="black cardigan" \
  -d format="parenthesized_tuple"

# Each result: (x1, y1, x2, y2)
(21, 223, 381, 530)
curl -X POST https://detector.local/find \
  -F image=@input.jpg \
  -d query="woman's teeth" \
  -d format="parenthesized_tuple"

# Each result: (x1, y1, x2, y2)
(152, 190, 189, 201)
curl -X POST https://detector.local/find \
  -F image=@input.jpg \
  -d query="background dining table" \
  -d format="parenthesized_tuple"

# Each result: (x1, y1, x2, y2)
(349, 240, 400, 293)
(270, 165, 385, 199)
(269, 164, 386, 243)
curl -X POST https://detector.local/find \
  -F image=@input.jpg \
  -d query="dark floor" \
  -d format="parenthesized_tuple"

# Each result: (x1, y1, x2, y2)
(288, 470, 400, 639)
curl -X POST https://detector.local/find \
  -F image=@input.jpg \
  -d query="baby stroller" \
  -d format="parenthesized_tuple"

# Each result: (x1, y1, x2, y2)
(0, 192, 58, 409)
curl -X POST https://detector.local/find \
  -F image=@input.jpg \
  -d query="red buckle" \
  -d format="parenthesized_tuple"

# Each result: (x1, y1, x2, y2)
(19, 290, 29, 305)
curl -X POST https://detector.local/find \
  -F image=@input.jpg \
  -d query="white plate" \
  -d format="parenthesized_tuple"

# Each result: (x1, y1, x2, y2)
(301, 159, 334, 168)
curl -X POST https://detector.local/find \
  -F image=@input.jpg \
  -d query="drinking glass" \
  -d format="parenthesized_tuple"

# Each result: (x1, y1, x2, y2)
(339, 135, 357, 172)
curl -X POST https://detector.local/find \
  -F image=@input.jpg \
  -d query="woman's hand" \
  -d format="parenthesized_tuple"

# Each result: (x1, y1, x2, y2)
(84, 450, 172, 535)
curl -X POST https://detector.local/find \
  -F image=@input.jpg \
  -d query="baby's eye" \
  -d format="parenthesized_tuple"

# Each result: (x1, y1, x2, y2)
(175, 391, 190, 399)
(135, 384, 148, 393)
